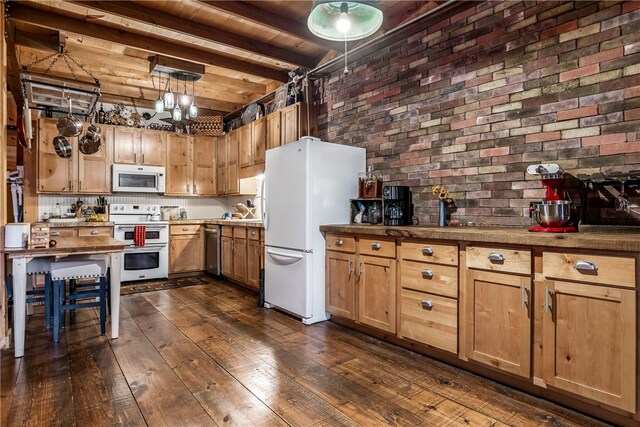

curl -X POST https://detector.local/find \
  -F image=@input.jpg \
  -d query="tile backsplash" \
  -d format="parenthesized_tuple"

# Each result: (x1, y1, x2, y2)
(38, 194, 253, 221)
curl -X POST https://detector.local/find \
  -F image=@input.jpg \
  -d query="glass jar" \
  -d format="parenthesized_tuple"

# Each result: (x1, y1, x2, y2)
(369, 203, 381, 224)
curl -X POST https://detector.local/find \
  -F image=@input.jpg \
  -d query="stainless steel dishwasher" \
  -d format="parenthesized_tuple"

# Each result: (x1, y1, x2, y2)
(205, 225, 220, 276)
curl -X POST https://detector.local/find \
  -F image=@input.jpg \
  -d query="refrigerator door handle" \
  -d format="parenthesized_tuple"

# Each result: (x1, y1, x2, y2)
(266, 249, 304, 261)
(261, 175, 269, 230)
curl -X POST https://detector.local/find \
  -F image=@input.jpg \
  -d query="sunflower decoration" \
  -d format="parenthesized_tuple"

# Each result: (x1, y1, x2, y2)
(431, 185, 455, 205)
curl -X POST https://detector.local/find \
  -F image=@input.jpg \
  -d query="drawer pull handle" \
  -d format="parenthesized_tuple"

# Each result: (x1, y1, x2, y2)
(348, 259, 352, 276)
(335, 239, 344, 246)
(371, 242, 381, 250)
(521, 283, 526, 308)
(488, 253, 504, 262)
(545, 286, 550, 313)
(421, 300, 433, 310)
(574, 260, 597, 272)
(91, 230, 98, 235)
(421, 269, 434, 279)
(51, 232, 60, 237)
(422, 246, 434, 255)
(182, 227, 189, 231)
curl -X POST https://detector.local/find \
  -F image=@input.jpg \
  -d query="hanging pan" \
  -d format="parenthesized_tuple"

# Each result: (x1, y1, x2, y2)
(79, 118, 101, 155)
(53, 134, 72, 159)
(56, 97, 83, 137)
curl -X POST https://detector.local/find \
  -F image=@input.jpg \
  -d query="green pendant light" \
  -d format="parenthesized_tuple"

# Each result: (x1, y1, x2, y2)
(308, 1, 383, 41)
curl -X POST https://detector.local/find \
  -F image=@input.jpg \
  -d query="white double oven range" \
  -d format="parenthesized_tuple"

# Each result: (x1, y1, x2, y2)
(109, 204, 169, 282)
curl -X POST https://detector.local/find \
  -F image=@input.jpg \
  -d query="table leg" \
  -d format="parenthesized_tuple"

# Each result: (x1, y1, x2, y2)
(26, 276, 33, 316)
(12, 257, 27, 358)
(109, 252, 121, 339)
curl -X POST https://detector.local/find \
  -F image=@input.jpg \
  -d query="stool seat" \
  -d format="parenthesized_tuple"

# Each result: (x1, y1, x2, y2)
(51, 255, 108, 281)
(26, 257, 54, 275)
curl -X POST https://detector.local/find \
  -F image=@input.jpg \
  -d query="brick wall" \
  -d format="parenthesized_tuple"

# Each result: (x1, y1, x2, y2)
(316, 0, 640, 227)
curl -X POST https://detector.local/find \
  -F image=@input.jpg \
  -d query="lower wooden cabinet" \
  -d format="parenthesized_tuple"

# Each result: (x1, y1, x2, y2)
(220, 225, 262, 292)
(357, 255, 396, 333)
(169, 225, 204, 274)
(325, 250, 356, 320)
(464, 269, 532, 378)
(540, 280, 636, 412)
(399, 289, 457, 353)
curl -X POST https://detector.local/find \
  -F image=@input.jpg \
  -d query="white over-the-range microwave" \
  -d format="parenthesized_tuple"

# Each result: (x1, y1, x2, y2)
(112, 164, 166, 193)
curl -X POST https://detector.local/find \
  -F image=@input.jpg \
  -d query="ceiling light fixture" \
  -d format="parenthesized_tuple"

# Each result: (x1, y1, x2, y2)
(307, 1, 383, 41)
(189, 78, 198, 118)
(155, 72, 164, 113)
(164, 73, 175, 110)
(180, 75, 190, 107)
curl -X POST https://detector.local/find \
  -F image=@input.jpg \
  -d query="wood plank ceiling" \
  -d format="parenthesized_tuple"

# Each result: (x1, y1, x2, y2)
(5, 0, 443, 114)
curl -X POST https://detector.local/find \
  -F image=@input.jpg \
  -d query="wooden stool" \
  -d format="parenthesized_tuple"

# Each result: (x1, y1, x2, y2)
(51, 255, 109, 343)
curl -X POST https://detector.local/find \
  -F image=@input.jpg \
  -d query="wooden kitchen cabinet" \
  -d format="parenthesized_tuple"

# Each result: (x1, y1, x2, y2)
(539, 250, 637, 412)
(169, 225, 204, 274)
(37, 118, 111, 194)
(246, 228, 261, 291)
(113, 127, 166, 166)
(266, 110, 281, 150)
(217, 130, 239, 195)
(357, 254, 396, 333)
(239, 117, 266, 169)
(281, 103, 303, 145)
(326, 250, 356, 320)
(221, 234, 234, 278)
(193, 136, 216, 195)
(220, 225, 262, 291)
(166, 134, 192, 195)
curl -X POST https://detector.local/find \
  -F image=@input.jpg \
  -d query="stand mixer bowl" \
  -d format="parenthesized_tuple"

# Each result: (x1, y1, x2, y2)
(531, 200, 572, 227)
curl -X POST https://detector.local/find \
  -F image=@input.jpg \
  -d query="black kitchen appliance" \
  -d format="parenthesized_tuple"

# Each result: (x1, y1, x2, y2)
(383, 186, 413, 226)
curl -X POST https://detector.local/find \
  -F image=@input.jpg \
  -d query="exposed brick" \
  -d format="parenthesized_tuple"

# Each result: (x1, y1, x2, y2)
(625, 108, 640, 121)
(558, 23, 601, 43)
(540, 20, 577, 40)
(559, 64, 599, 82)
(579, 47, 624, 67)
(540, 98, 579, 113)
(582, 133, 627, 147)
(561, 127, 600, 139)
(557, 105, 597, 121)
(601, 142, 640, 156)
(526, 132, 561, 143)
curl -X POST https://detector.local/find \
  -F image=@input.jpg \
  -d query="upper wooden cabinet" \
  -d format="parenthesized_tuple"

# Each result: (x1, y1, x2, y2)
(217, 129, 239, 195)
(239, 117, 266, 176)
(280, 102, 312, 146)
(166, 135, 217, 196)
(266, 110, 281, 150)
(113, 127, 166, 166)
(37, 118, 111, 194)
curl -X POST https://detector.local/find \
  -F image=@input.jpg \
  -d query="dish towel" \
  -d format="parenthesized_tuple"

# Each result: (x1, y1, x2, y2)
(134, 225, 146, 247)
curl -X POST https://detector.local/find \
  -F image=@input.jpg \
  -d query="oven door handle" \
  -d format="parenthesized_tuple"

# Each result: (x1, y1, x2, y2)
(126, 243, 168, 249)
(117, 226, 167, 230)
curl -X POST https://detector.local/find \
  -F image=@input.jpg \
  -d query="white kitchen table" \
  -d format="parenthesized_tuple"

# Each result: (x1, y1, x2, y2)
(5, 236, 127, 358)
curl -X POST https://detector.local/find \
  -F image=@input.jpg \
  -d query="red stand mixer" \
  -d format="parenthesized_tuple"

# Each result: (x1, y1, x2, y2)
(527, 163, 577, 233)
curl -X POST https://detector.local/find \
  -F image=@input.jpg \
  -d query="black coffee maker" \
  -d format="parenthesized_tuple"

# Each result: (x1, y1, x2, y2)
(383, 186, 413, 226)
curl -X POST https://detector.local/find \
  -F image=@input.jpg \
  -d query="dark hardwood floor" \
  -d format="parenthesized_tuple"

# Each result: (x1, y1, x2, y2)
(1, 278, 610, 426)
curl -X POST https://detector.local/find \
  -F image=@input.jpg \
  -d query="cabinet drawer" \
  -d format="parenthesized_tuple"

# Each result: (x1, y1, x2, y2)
(466, 246, 531, 275)
(221, 226, 233, 237)
(399, 289, 457, 354)
(325, 233, 356, 253)
(233, 227, 247, 239)
(359, 238, 395, 258)
(401, 260, 458, 298)
(402, 241, 458, 266)
(543, 252, 636, 288)
(247, 228, 260, 241)
(78, 227, 113, 237)
(49, 228, 77, 237)
(171, 224, 202, 235)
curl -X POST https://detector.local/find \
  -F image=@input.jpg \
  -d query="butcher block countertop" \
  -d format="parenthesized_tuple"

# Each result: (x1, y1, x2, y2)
(320, 224, 640, 252)
(34, 221, 115, 228)
(5, 236, 127, 258)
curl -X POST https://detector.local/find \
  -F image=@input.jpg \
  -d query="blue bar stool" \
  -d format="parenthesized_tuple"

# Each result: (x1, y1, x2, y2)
(5, 258, 54, 329)
(51, 255, 109, 343)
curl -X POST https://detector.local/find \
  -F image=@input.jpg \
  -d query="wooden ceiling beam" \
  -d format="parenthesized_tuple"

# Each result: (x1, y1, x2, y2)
(14, 35, 268, 94)
(199, 0, 341, 53)
(14, 30, 61, 53)
(71, 0, 318, 69)
(8, 3, 289, 82)
(5, 21, 25, 107)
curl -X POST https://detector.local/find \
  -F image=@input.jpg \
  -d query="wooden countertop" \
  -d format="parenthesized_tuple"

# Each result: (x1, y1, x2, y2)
(5, 236, 128, 258)
(34, 221, 115, 228)
(170, 219, 263, 228)
(319, 224, 640, 252)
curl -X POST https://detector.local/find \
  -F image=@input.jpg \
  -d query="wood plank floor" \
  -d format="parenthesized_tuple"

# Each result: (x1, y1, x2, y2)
(1, 277, 611, 426)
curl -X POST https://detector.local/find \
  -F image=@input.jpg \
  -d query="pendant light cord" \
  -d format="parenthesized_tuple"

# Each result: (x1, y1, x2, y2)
(344, 34, 348, 74)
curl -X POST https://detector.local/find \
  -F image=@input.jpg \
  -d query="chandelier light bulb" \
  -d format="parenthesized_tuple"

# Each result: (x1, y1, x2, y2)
(189, 103, 198, 118)
(180, 76, 190, 106)
(336, 11, 351, 33)
(172, 104, 182, 121)
(164, 75, 175, 110)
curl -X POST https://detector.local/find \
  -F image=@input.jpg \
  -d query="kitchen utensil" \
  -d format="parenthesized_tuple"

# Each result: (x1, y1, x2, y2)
(180, 208, 187, 220)
(530, 200, 572, 227)
(79, 117, 102, 155)
(57, 97, 83, 137)
(615, 179, 630, 212)
(53, 134, 72, 158)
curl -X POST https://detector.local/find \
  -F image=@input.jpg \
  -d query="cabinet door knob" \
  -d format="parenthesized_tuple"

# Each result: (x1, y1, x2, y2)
(488, 252, 504, 262)
(574, 260, 597, 271)
(422, 246, 434, 255)
(421, 300, 433, 310)
(421, 269, 434, 279)
(91, 230, 98, 235)
(335, 239, 344, 246)
(183, 227, 189, 231)
(371, 242, 381, 250)
(51, 232, 60, 237)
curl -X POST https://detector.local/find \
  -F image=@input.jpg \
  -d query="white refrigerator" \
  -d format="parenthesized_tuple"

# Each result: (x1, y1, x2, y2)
(263, 137, 365, 324)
